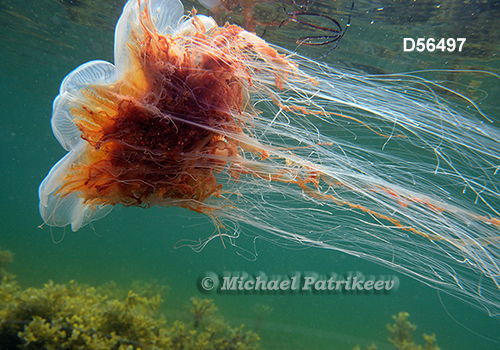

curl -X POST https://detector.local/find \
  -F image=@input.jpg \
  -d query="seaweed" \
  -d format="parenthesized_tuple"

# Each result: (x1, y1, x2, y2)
(0, 260, 260, 350)
(252, 304, 273, 332)
(191, 297, 217, 329)
(0, 246, 14, 281)
(354, 312, 440, 350)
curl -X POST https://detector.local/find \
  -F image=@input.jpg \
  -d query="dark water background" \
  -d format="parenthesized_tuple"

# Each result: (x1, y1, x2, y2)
(1, 0, 499, 348)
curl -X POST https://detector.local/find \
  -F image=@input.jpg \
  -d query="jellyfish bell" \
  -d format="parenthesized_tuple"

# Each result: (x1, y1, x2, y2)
(39, 0, 500, 316)
(198, 0, 221, 11)
(39, 0, 221, 231)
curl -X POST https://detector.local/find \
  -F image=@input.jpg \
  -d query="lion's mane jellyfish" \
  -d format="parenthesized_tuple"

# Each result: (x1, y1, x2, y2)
(39, 0, 500, 315)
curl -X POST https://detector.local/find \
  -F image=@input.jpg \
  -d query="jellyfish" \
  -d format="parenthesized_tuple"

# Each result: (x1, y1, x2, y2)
(39, 0, 500, 316)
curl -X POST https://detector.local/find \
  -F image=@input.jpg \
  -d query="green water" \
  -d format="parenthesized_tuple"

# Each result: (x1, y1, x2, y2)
(1, 0, 500, 349)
